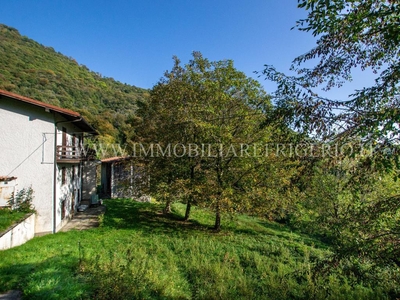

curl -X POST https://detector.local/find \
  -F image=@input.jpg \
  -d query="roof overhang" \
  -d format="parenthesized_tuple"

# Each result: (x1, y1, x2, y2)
(101, 156, 132, 163)
(0, 89, 98, 135)
(0, 176, 17, 182)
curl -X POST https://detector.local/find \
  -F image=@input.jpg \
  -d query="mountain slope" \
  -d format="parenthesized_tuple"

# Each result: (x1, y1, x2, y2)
(0, 24, 149, 141)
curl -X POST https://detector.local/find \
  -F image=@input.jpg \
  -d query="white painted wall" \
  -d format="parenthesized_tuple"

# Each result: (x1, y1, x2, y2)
(0, 98, 55, 234)
(0, 179, 17, 206)
(53, 117, 84, 232)
(55, 163, 80, 231)
(82, 161, 98, 200)
(0, 97, 86, 234)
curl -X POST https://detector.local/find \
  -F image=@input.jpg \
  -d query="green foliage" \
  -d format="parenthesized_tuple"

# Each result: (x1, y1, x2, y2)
(0, 209, 27, 232)
(0, 186, 35, 232)
(262, 0, 400, 171)
(0, 24, 149, 142)
(290, 158, 400, 270)
(7, 186, 35, 213)
(139, 52, 300, 229)
(261, 0, 400, 273)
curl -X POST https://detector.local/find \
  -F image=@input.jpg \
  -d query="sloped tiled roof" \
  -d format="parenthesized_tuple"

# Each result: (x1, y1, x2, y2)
(101, 156, 131, 163)
(0, 176, 17, 181)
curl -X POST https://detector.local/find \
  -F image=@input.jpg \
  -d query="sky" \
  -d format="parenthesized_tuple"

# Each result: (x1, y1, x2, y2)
(0, 1, 372, 99)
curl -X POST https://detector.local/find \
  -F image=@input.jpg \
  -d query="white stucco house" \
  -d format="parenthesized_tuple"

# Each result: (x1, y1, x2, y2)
(0, 89, 97, 235)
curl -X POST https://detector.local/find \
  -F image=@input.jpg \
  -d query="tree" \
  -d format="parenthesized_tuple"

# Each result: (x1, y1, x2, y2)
(140, 52, 301, 230)
(262, 0, 400, 266)
(135, 55, 208, 219)
(182, 54, 271, 230)
(263, 0, 399, 166)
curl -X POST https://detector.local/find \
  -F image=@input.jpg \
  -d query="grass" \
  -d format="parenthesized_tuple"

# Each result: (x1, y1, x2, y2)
(0, 199, 393, 299)
(0, 209, 29, 233)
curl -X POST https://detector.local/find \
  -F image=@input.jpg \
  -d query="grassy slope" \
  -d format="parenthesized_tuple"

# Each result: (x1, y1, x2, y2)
(0, 199, 384, 300)
(0, 210, 27, 232)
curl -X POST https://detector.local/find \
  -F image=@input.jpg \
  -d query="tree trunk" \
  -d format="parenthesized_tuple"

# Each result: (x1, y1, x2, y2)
(214, 202, 221, 231)
(183, 165, 195, 221)
(184, 199, 191, 221)
(163, 200, 172, 214)
(214, 167, 223, 231)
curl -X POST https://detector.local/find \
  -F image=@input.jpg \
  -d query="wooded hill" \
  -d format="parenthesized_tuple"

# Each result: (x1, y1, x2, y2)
(0, 24, 149, 142)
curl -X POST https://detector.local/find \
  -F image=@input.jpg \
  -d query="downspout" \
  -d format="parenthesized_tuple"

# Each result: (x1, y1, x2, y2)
(52, 117, 83, 234)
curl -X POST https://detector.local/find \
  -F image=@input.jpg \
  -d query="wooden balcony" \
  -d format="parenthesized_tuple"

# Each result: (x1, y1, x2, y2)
(56, 146, 82, 163)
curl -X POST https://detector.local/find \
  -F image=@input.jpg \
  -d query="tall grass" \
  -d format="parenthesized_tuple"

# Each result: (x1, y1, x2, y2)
(0, 199, 394, 299)
(0, 209, 28, 232)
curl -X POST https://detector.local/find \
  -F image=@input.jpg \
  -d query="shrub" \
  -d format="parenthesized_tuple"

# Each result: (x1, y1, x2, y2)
(7, 186, 35, 213)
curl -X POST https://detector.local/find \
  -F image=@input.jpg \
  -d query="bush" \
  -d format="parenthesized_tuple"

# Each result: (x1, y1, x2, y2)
(7, 186, 34, 213)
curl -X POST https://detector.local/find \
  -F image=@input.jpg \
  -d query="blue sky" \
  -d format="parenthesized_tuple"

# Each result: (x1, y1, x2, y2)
(0, 1, 371, 99)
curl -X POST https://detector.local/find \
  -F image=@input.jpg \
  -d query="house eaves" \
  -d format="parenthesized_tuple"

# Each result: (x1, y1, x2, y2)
(101, 156, 131, 163)
(0, 89, 97, 134)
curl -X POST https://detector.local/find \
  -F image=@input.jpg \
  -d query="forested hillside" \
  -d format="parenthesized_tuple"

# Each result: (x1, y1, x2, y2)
(0, 24, 149, 142)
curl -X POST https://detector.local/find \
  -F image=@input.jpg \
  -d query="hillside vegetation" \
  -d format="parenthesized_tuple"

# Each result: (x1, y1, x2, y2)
(0, 24, 149, 142)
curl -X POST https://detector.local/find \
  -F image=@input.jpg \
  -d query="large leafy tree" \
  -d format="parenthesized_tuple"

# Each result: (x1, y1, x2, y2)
(139, 52, 299, 230)
(139, 55, 207, 218)
(188, 55, 271, 230)
(263, 0, 400, 266)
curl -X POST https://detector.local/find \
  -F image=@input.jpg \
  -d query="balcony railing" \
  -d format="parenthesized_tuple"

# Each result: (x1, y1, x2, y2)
(56, 146, 82, 163)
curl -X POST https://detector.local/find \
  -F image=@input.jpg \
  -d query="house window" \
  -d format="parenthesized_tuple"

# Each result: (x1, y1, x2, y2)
(61, 167, 66, 185)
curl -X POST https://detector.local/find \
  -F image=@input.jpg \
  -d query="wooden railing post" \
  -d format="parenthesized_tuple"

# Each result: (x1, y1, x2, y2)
(56, 145, 84, 162)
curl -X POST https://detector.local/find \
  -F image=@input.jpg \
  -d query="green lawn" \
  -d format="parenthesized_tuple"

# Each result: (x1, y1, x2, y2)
(0, 199, 389, 299)
(0, 209, 28, 233)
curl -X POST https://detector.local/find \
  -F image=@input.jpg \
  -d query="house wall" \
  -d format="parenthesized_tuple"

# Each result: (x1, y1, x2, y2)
(100, 162, 111, 198)
(0, 179, 17, 206)
(111, 162, 134, 198)
(82, 161, 98, 201)
(0, 97, 86, 234)
(101, 160, 138, 199)
(54, 120, 84, 232)
(0, 97, 55, 234)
